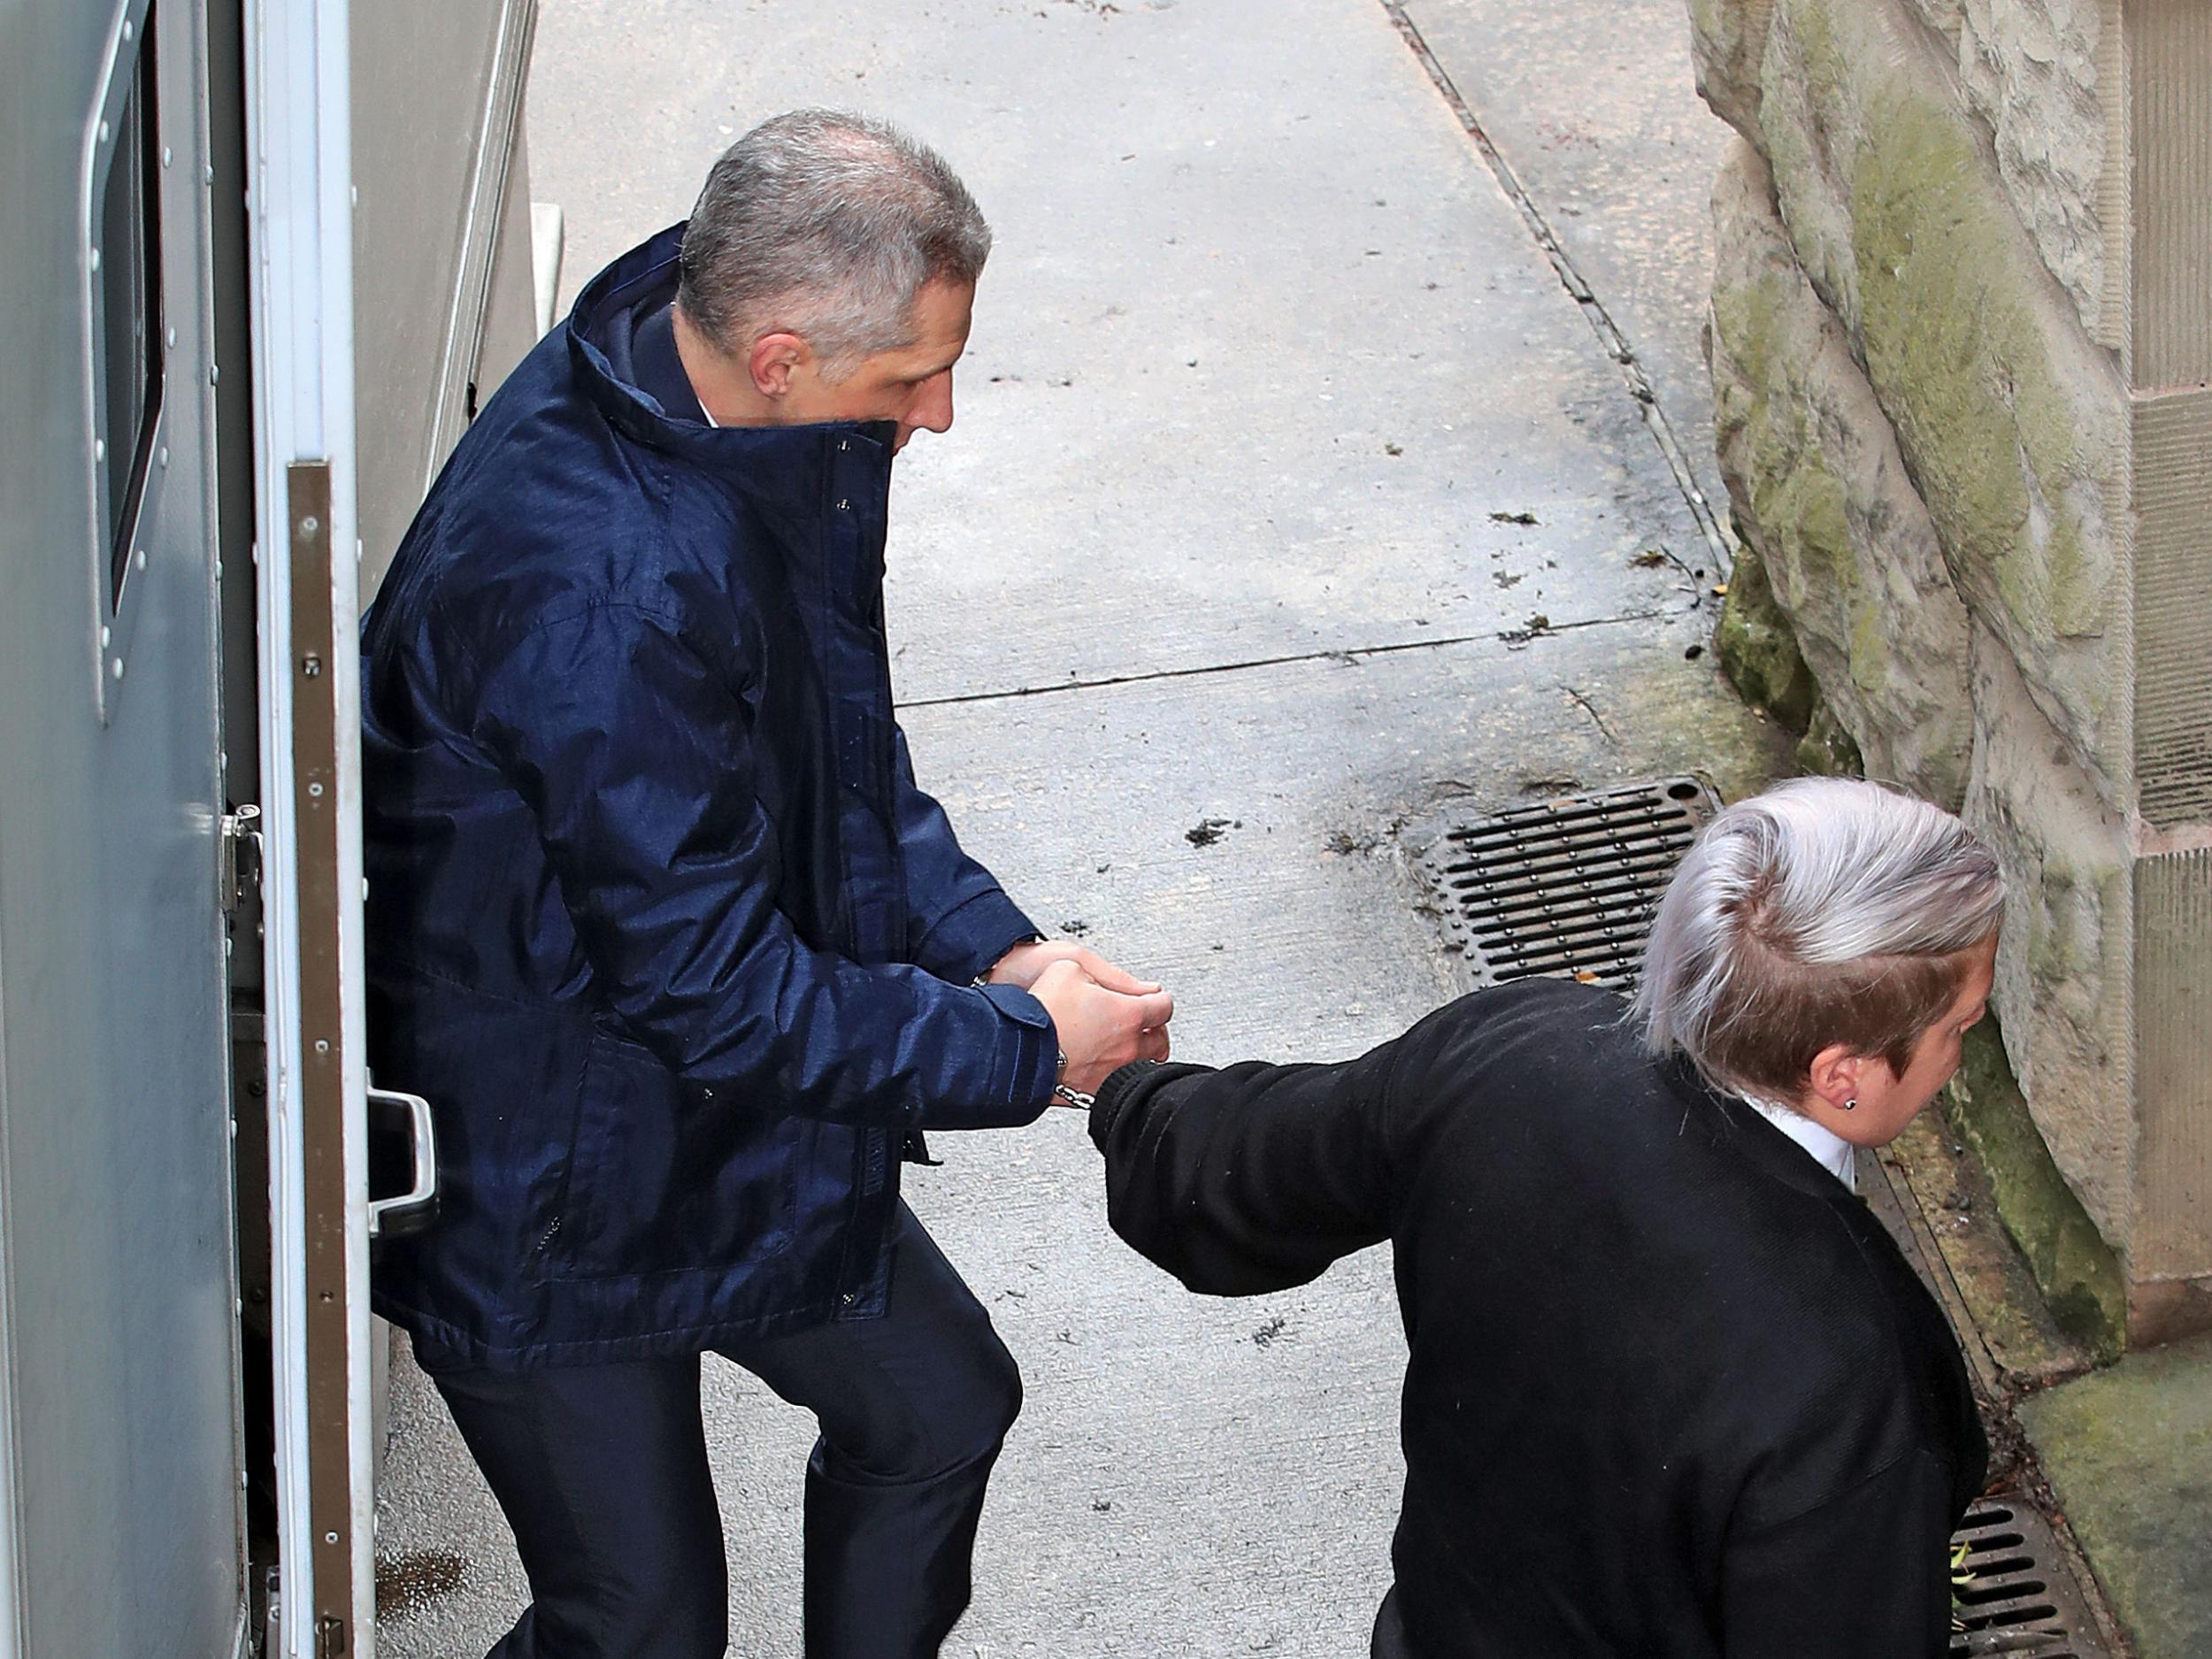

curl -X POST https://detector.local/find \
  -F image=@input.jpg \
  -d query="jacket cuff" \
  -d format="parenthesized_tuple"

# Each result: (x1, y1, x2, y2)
(916, 888, 1042, 985)
(947, 981, 1059, 1128)
(1088, 1060, 1208, 1151)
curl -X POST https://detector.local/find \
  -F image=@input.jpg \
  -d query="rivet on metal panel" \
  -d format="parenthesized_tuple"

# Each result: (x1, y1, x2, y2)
(837, 499, 851, 511)
(111, 659, 125, 681)
(299, 515, 319, 538)
(89, 247, 102, 273)
(165, 326, 176, 349)
(307, 782, 324, 799)
(161, 145, 171, 168)
(313, 1039, 329, 1055)
(158, 446, 168, 468)
(302, 653, 322, 678)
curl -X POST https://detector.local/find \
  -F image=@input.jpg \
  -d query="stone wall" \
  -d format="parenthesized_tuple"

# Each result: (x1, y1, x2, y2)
(1691, 0, 2212, 1346)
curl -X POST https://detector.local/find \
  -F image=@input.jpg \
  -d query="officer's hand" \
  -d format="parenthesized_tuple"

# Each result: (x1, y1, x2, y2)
(987, 939, 1163, 997)
(1029, 959, 1174, 1098)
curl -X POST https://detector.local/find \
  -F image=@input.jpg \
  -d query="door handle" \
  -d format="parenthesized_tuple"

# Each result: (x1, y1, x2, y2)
(365, 1085, 438, 1238)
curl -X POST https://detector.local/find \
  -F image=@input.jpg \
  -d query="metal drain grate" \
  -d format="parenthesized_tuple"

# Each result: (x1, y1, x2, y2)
(1415, 777, 1718, 991)
(1950, 1494, 2109, 1656)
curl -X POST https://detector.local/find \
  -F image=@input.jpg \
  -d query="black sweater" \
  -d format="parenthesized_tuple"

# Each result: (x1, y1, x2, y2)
(1089, 978, 1985, 1658)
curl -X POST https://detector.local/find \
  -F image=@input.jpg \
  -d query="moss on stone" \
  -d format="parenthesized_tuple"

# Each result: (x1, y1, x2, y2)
(2017, 1335, 2212, 1658)
(1846, 88, 2107, 649)
(1709, 224, 1915, 727)
(1770, 1, 1861, 318)
(1716, 540, 1816, 731)
(1942, 1017, 2127, 1361)
(1710, 256, 1781, 411)
(1845, 583, 1892, 696)
(1793, 697, 1863, 776)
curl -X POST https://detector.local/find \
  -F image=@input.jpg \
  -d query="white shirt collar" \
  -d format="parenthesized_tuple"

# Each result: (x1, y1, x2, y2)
(1740, 1094, 1857, 1190)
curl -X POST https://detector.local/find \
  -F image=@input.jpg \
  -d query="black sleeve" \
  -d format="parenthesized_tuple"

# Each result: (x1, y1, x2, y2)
(1086, 1042, 1398, 1296)
(1720, 1450, 1961, 1659)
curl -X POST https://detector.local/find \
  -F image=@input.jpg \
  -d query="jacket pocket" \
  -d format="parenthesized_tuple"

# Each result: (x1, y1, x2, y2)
(546, 1029, 799, 1281)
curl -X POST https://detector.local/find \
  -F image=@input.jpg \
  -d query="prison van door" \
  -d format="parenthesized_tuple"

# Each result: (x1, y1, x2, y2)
(0, 0, 254, 1653)
(246, 4, 426, 1655)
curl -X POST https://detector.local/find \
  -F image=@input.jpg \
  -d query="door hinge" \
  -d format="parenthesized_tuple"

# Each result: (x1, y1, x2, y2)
(220, 803, 263, 915)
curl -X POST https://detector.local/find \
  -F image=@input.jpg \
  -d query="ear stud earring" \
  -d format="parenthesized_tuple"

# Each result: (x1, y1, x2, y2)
(1843, 1099, 1858, 1112)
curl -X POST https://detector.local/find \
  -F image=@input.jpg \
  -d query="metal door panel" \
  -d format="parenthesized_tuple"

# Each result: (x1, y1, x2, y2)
(352, 0, 537, 592)
(0, 1, 245, 1654)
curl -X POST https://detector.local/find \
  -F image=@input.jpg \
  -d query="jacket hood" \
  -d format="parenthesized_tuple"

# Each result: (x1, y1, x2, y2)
(565, 223, 899, 510)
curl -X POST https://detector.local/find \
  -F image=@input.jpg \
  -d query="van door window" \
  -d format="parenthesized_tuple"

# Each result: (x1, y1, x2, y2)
(91, 4, 165, 612)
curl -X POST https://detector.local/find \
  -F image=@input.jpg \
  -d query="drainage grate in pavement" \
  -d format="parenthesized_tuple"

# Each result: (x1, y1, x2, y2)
(1415, 777, 1718, 991)
(1950, 1494, 2110, 1656)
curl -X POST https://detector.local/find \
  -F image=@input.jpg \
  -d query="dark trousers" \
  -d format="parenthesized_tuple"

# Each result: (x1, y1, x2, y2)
(426, 1204, 1022, 1659)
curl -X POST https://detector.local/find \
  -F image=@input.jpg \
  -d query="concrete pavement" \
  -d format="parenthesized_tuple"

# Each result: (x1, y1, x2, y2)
(372, 3, 1784, 1653)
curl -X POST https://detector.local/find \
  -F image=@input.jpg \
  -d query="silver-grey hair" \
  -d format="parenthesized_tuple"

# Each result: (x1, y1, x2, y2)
(1632, 777, 2005, 1098)
(677, 109, 991, 377)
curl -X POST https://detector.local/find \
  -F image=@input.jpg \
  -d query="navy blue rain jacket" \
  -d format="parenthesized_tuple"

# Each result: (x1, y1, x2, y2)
(361, 225, 1056, 1369)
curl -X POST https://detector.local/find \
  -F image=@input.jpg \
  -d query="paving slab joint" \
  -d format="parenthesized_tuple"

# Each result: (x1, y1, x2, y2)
(1379, 0, 1736, 574)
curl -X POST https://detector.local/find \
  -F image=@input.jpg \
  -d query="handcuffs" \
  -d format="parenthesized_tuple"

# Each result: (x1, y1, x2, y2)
(1053, 1050, 1095, 1112)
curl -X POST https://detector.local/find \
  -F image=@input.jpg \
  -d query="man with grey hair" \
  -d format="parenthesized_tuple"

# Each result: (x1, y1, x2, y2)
(362, 109, 1170, 1657)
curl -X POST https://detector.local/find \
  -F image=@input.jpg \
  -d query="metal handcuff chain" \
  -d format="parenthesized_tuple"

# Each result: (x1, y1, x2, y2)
(1054, 1051, 1095, 1111)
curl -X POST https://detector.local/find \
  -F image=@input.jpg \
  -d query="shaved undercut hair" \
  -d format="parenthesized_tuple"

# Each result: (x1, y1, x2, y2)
(677, 108, 992, 379)
(1632, 777, 2005, 1100)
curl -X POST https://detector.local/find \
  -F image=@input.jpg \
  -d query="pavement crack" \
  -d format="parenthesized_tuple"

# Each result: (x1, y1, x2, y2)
(1380, 1, 1734, 576)
(897, 612, 1662, 709)
(1564, 685, 1617, 745)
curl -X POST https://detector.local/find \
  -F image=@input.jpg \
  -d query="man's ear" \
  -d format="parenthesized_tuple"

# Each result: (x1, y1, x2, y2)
(747, 332, 809, 397)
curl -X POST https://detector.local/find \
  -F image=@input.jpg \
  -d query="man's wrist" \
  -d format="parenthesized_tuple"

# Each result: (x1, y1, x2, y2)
(975, 933, 1048, 988)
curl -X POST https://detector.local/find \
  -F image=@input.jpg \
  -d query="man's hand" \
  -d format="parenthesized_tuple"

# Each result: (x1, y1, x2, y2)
(1028, 959, 1174, 1098)
(987, 939, 1162, 997)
